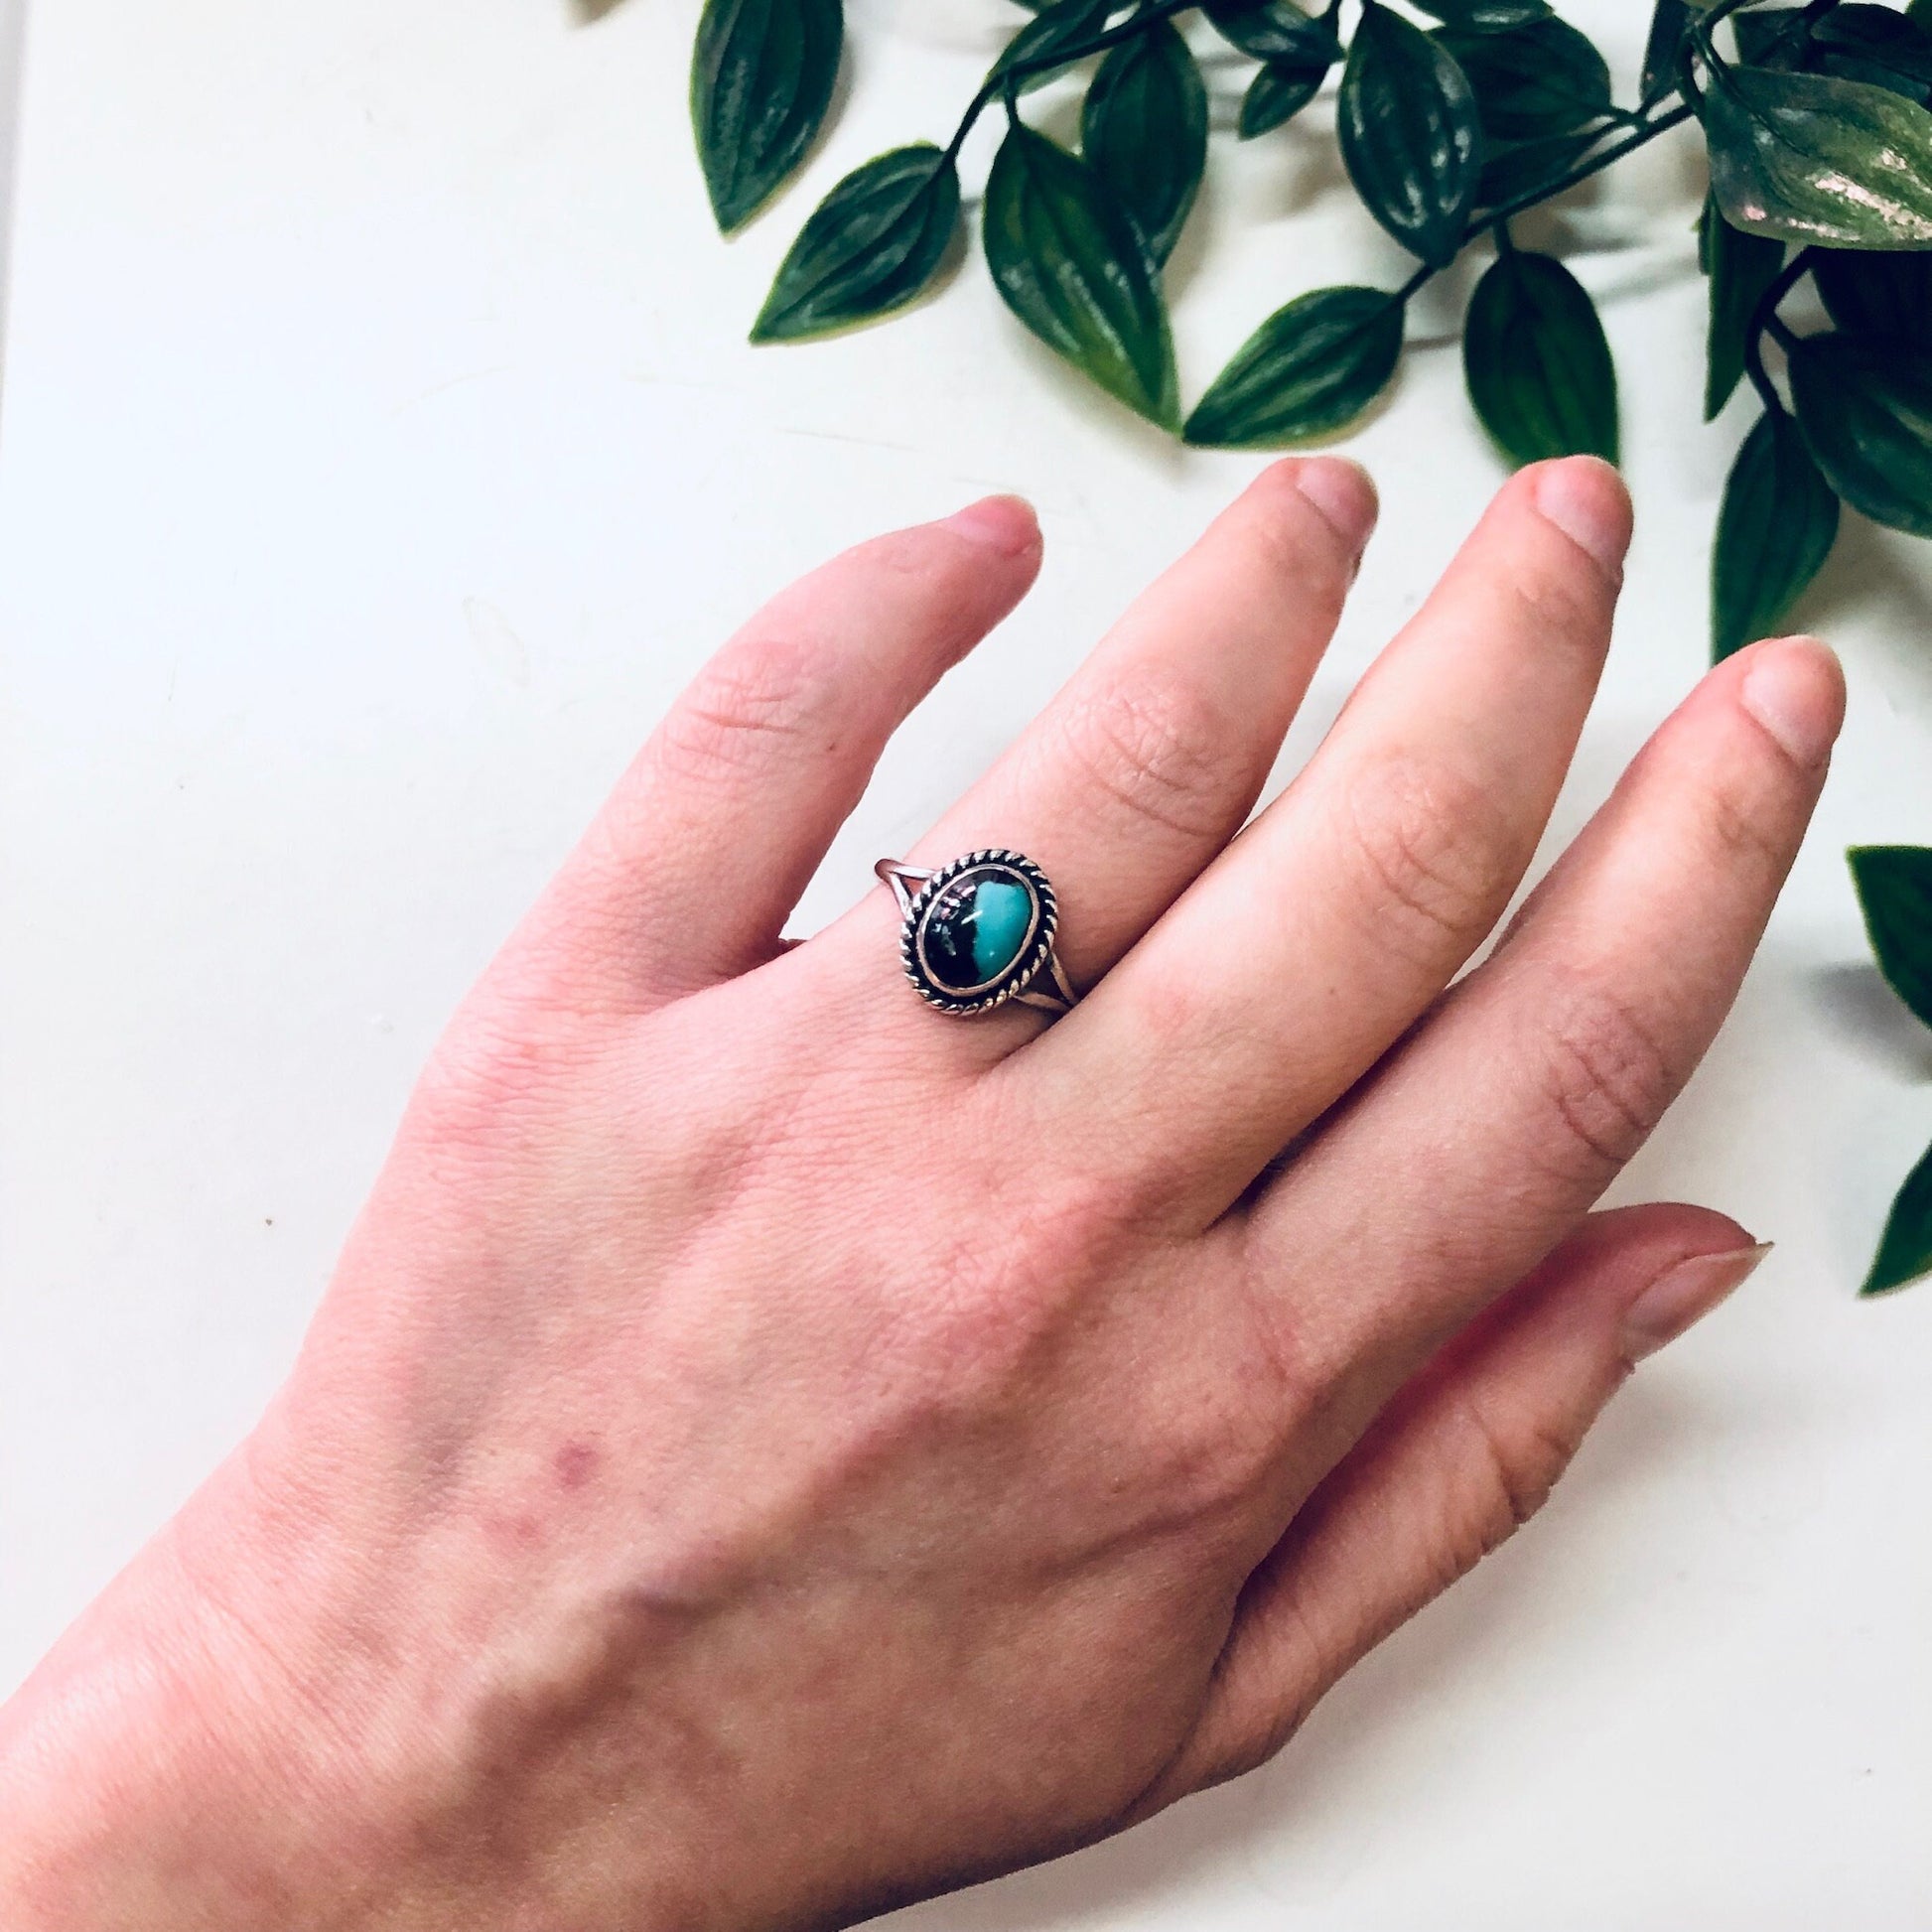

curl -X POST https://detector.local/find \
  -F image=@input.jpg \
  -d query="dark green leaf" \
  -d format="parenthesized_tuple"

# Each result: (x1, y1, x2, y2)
(1409, 0, 1552, 31)
(1703, 65, 1932, 247)
(692, 0, 845, 233)
(1642, 0, 1692, 99)
(1241, 60, 1329, 136)
(1863, 1135, 1932, 1296)
(753, 146, 960, 343)
(1712, 409, 1840, 660)
(983, 121, 1179, 427)
(1703, 198, 1786, 419)
(1915, 0, 1932, 26)
(1184, 285, 1405, 447)
(1850, 845, 1932, 1031)
(1204, 0, 1342, 66)
(1789, 335, 1932, 536)
(1437, 17, 1614, 141)
(1813, 248, 1932, 347)
(1082, 20, 1207, 265)
(1811, 4, 1932, 103)
(992, 0, 1112, 93)
(1478, 128, 1600, 207)
(1338, 4, 1483, 268)
(1731, 8, 1804, 69)
(1462, 249, 1618, 466)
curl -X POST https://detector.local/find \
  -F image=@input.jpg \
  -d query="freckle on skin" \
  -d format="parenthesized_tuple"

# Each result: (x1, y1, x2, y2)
(554, 1441, 601, 1491)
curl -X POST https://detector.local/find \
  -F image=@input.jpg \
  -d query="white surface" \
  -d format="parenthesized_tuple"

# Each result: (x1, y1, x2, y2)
(2, 1, 1930, 1924)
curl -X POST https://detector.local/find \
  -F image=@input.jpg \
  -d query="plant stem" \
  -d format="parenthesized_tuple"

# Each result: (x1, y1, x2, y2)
(1472, 101, 1697, 240)
(1743, 247, 1816, 414)
(942, 0, 1198, 163)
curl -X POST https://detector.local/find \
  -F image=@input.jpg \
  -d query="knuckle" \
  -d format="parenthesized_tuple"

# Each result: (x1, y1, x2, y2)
(1704, 769, 1792, 878)
(1056, 674, 1250, 845)
(1456, 1393, 1586, 1561)
(1531, 966, 1678, 1182)
(651, 637, 835, 785)
(1336, 753, 1515, 968)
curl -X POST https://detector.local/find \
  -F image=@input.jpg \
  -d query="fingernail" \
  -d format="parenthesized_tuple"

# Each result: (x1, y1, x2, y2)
(1294, 457, 1379, 566)
(1622, 1241, 1773, 1361)
(942, 494, 1039, 558)
(1739, 635, 1846, 768)
(1533, 456, 1631, 582)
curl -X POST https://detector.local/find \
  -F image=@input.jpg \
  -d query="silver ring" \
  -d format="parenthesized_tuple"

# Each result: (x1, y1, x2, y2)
(875, 850, 1080, 1018)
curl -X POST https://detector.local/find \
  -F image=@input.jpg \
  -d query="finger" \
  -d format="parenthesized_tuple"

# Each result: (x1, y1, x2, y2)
(508, 497, 1042, 1010)
(1250, 633, 1843, 1396)
(1033, 456, 1632, 1217)
(1142, 1205, 1768, 1802)
(820, 459, 1376, 1031)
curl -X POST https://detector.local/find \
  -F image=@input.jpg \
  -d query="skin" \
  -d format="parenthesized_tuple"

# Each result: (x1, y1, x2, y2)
(0, 456, 1843, 1931)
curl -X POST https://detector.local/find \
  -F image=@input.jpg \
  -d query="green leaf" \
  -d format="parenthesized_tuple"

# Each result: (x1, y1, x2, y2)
(752, 146, 961, 344)
(983, 120, 1179, 428)
(1241, 59, 1329, 136)
(1703, 65, 1932, 248)
(1731, 9, 1802, 69)
(1788, 335, 1932, 537)
(1478, 128, 1600, 207)
(1462, 249, 1618, 466)
(1863, 1135, 1932, 1296)
(1184, 286, 1406, 448)
(1204, 0, 1342, 66)
(992, 0, 1112, 93)
(1338, 4, 1483, 268)
(1850, 845, 1932, 1031)
(1436, 17, 1614, 142)
(1409, 0, 1552, 31)
(1810, 4, 1932, 104)
(1082, 20, 1207, 265)
(1703, 198, 1786, 420)
(1813, 248, 1932, 347)
(1712, 409, 1840, 661)
(1642, 0, 1692, 99)
(691, 0, 845, 234)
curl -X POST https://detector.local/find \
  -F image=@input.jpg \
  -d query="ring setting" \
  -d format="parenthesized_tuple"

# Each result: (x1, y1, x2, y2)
(875, 850, 1079, 1018)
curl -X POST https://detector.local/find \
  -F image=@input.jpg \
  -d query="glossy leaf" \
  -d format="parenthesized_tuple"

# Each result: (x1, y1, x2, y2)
(1338, 5, 1483, 268)
(1410, 0, 1552, 30)
(1184, 286, 1405, 448)
(1204, 0, 1342, 66)
(1241, 60, 1328, 136)
(1642, 0, 1692, 99)
(992, 0, 1112, 93)
(1437, 17, 1613, 142)
(1712, 409, 1840, 661)
(1703, 66, 1932, 248)
(692, 0, 845, 234)
(1813, 248, 1932, 347)
(1850, 845, 1932, 1032)
(1788, 335, 1932, 538)
(753, 146, 960, 343)
(984, 121, 1179, 428)
(1703, 199, 1786, 420)
(1863, 1135, 1932, 1296)
(1463, 249, 1618, 466)
(1082, 20, 1207, 265)
(1478, 128, 1599, 207)
(1811, 4, 1932, 103)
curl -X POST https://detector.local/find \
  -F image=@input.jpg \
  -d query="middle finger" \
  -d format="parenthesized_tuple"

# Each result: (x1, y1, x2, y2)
(1027, 456, 1632, 1222)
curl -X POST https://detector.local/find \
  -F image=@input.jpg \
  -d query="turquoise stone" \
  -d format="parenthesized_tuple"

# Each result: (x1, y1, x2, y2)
(921, 868, 1038, 993)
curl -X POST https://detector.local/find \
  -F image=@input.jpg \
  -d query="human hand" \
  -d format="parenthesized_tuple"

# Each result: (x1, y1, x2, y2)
(0, 458, 1842, 1931)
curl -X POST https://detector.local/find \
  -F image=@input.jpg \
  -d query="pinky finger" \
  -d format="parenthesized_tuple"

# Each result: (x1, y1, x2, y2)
(1140, 1205, 1771, 1806)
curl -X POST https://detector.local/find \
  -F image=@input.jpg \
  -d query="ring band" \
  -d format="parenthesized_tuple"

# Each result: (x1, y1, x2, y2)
(876, 850, 1080, 1018)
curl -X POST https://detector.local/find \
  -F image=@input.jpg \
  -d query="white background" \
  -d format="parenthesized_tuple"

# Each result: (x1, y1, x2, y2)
(1, 1, 1929, 1925)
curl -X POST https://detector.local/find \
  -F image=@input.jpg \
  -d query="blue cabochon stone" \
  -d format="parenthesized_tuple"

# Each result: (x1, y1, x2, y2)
(922, 871, 1036, 993)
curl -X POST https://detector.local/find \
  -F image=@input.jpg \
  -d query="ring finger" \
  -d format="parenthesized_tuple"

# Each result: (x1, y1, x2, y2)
(821, 457, 1378, 1043)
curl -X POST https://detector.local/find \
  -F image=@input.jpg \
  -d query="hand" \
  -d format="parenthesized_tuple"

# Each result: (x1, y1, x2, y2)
(0, 458, 1842, 1932)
